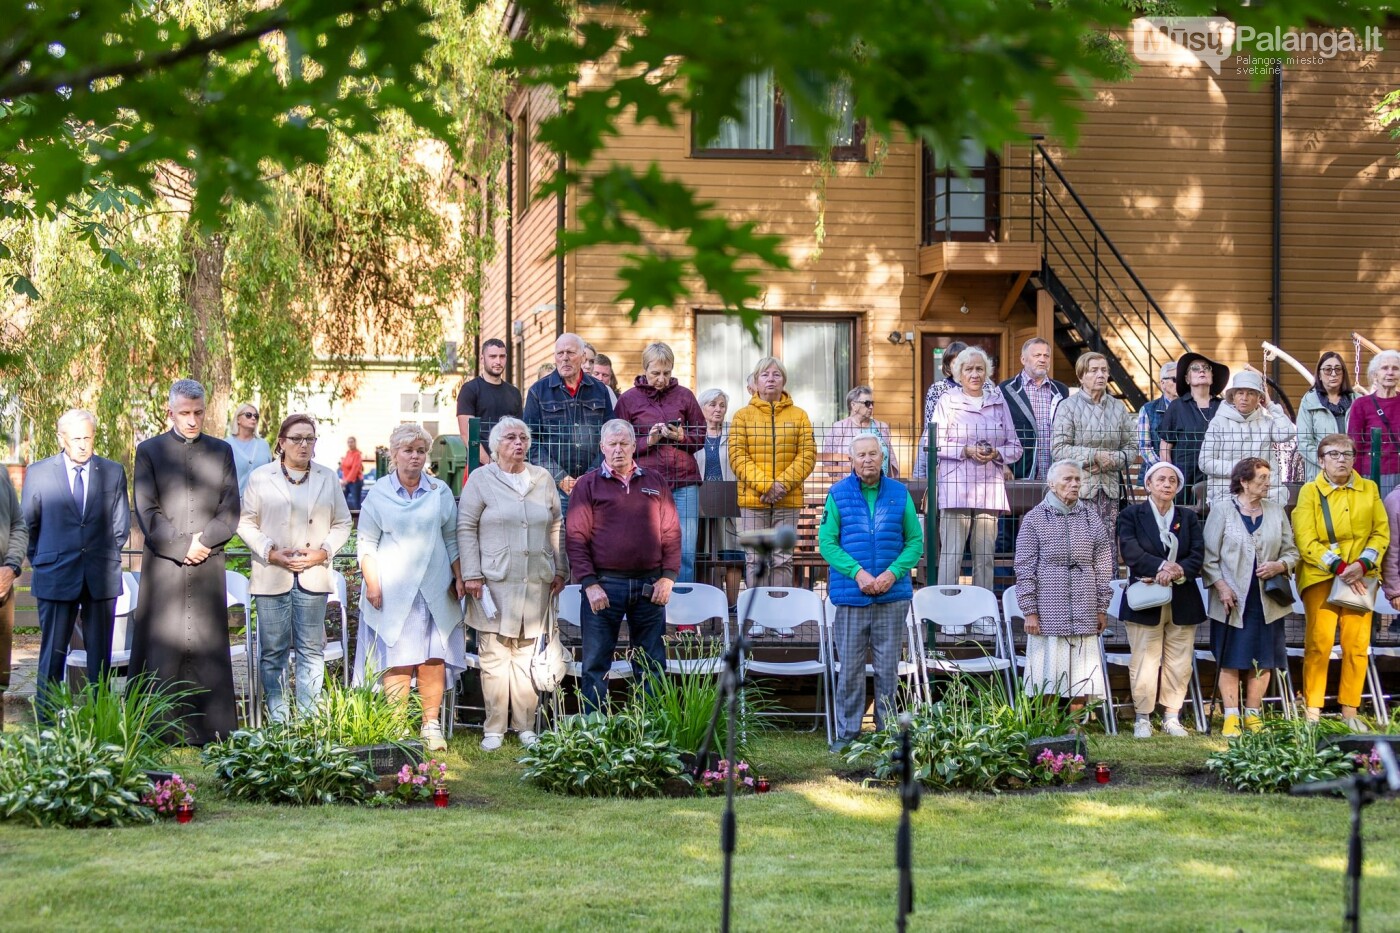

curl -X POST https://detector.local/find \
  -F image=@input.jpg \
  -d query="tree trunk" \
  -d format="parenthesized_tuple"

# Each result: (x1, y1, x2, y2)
(183, 225, 233, 434)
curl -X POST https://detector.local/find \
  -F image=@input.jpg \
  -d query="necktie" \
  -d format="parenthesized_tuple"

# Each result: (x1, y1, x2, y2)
(73, 465, 84, 512)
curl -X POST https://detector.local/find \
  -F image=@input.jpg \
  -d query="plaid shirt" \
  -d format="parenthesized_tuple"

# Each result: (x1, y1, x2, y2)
(1019, 372, 1059, 479)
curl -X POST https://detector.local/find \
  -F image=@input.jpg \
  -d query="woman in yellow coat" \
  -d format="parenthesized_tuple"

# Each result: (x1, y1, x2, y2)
(1290, 433, 1389, 731)
(728, 356, 816, 592)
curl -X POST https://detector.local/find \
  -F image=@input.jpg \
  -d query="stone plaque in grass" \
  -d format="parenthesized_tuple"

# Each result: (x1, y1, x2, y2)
(1317, 734, 1400, 757)
(351, 740, 425, 776)
(1027, 734, 1086, 768)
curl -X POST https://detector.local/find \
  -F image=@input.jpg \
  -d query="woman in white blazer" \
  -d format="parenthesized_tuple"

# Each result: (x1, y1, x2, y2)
(238, 414, 353, 722)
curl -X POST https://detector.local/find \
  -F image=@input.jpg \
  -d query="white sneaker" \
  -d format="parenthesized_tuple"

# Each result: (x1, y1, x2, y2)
(747, 624, 766, 638)
(1162, 719, 1189, 737)
(480, 733, 504, 751)
(517, 730, 539, 748)
(420, 721, 448, 751)
(1133, 719, 1153, 739)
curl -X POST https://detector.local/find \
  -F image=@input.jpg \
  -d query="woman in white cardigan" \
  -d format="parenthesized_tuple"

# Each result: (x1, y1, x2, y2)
(1198, 369, 1295, 505)
(356, 423, 466, 752)
(238, 414, 352, 723)
(457, 417, 566, 751)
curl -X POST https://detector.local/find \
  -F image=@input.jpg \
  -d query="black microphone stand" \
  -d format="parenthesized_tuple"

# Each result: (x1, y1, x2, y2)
(894, 712, 920, 932)
(693, 545, 771, 933)
(1292, 741, 1400, 933)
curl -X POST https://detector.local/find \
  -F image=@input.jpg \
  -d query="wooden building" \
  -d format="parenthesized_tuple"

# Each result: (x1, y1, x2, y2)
(474, 22, 1400, 446)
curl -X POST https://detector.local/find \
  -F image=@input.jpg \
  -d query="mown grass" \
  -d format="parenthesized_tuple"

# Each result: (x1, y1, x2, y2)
(1, 730, 1397, 931)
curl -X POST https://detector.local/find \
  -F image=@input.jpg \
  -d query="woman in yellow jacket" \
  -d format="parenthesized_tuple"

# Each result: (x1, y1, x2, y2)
(728, 356, 816, 592)
(1291, 432, 1389, 731)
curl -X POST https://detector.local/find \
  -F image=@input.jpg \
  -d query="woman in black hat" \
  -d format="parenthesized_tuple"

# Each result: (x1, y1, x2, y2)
(1158, 352, 1229, 506)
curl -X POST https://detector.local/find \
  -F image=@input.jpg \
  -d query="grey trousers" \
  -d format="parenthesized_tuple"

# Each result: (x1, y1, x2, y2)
(832, 599, 910, 741)
(937, 508, 997, 590)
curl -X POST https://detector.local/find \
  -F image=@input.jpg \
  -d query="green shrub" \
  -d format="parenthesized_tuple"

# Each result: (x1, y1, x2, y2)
(519, 708, 688, 798)
(202, 727, 373, 805)
(630, 653, 769, 755)
(845, 677, 1086, 792)
(295, 677, 422, 750)
(1206, 718, 1356, 793)
(39, 673, 191, 769)
(0, 729, 154, 828)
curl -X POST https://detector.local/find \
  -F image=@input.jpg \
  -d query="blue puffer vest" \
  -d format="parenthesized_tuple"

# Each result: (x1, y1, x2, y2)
(827, 473, 915, 607)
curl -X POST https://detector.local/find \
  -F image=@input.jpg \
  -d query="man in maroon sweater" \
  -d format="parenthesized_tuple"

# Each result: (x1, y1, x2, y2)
(566, 419, 681, 711)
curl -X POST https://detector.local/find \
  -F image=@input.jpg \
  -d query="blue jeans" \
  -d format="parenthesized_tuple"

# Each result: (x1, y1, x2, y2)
(344, 480, 364, 511)
(579, 575, 667, 712)
(673, 484, 699, 583)
(255, 588, 329, 722)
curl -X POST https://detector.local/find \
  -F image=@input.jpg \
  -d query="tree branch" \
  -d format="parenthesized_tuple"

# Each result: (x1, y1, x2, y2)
(0, 0, 380, 101)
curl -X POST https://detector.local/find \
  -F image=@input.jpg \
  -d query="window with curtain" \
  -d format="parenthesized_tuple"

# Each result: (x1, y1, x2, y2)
(695, 313, 853, 426)
(695, 70, 864, 160)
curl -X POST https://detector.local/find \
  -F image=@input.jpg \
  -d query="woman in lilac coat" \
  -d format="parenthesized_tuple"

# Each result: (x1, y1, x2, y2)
(933, 347, 1022, 591)
(613, 341, 706, 581)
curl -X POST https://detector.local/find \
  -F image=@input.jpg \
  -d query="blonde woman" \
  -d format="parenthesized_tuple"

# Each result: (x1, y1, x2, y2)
(457, 417, 566, 751)
(356, 424, 467, 752)
(238, 414, 353, 722)
(227, 402, 273, 495)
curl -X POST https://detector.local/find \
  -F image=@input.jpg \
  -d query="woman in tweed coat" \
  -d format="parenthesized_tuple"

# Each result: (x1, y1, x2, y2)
(1014, 461, 1115, 714)
(1051, 352, 1137, 564)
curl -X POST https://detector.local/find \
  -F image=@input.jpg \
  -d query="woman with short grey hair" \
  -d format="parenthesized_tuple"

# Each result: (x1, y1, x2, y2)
(458, 415, 566, 751)
(356, 422, 466, 751)
(613, 342, 706, 581)
(1349, 348, 1400, 498)
(1014, 460, 1113, 718)
(822, 385, 899, 478)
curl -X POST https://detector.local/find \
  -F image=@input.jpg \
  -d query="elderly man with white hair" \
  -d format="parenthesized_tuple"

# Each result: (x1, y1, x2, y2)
(523, 332, 616, 513)
(130, 379, 241, 746)
(21, 409, 128, 716)
(1348, 348, 1400, 499)
(566, 419, 680, 712)
(819, 434, 923, 753)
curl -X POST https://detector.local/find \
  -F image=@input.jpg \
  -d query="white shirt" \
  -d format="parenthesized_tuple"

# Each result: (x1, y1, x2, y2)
(61, 452, 89, 512)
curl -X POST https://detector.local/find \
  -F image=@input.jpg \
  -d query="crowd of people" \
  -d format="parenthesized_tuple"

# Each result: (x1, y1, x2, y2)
(5, 334, 1400, 756)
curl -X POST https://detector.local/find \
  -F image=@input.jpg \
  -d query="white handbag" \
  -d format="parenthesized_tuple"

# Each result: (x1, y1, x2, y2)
(1125, 528, 1178, 611)
(530, 602, 571, 694)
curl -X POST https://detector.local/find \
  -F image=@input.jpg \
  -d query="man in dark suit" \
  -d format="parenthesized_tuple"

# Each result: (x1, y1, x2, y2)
(21, 409, 129, 715)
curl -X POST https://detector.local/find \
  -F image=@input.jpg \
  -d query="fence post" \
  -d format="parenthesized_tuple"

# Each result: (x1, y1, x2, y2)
(468, 416, 481, 473)
(1372, 427, 1382, 485)
(924, 422, 938, 584)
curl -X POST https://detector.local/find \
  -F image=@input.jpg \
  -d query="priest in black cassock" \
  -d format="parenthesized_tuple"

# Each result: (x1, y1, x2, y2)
(130, 379, 241, 745)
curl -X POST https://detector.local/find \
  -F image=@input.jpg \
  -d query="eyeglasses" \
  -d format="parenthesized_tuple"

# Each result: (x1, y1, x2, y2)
(1322, 450, 1356, 460)
(1319, 366, 1344, 374)
(284, 436, 317, 446)
(1188, 364, 1211, 375)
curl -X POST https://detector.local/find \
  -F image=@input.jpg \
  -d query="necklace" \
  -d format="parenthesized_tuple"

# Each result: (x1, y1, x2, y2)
(280, 460, 309, 486)
(1235, 496, 1262, 515)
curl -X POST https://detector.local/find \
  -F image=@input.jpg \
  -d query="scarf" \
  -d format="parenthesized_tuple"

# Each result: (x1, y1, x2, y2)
(1041, 490, 1075, 515)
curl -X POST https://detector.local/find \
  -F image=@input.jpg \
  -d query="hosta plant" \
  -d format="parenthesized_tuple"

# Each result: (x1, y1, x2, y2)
(0, 729, 154, 828)
(202, 727, 373, 805)
(1206, 718, 1355, 793)
(519, 708, 688, 798)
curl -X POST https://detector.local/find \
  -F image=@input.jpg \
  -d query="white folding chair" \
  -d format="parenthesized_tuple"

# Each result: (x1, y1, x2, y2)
(665, 583, 731, 675)
(739, 587, 832, 742)
(556, 584, 633, 685)
(1193, 577, 1297, 727)
(823, 596, 922, 713)
(65, 571, 139, 688)
(909, 585, 1015, 704)
(1003, 583, 1116, 732)
(1100, 579, 1133, 734)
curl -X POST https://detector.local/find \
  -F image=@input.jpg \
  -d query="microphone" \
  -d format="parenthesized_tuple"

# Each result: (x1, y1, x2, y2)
(738, 524, 798, 552)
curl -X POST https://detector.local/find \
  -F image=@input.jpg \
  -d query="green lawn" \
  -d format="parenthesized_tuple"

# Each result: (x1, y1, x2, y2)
(1, 730, 1397, 931)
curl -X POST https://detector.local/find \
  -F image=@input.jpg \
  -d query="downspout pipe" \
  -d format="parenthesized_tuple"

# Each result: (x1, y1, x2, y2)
(1271, 63, 1283, 387)
(505, 118, 515, 387)
(556, 153, 566, 338)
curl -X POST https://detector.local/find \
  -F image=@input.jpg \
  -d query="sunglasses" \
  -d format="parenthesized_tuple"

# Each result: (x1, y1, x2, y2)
(241, 412, 260, 420)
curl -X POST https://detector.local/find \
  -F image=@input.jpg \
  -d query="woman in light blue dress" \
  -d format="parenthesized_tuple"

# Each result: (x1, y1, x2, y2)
(355, 423, 466, 751)
(227, 402, 273, 495)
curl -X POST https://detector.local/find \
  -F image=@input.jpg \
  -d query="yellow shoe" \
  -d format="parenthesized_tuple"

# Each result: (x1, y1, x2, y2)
(1222, 714, 1242, 737)
(1244, 713, 1263, 733)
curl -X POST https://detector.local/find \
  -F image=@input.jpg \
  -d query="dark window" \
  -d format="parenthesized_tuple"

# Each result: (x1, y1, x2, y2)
(514, 109, 530, 216)
(922, 141, 1001, 243)
(694, 70, 865, 161)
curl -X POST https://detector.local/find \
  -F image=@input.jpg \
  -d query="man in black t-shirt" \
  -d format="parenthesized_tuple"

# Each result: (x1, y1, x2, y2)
(456, 338, 523, 465)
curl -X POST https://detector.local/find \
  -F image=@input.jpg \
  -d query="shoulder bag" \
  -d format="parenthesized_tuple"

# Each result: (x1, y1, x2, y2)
(1126, 528, 1176, 611)
(530, 600, 571, 694)
(1319, 493, 1379, 613)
